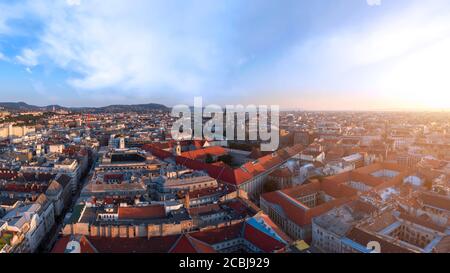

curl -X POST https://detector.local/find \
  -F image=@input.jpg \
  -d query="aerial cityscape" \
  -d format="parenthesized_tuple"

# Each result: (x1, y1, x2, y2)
(0, 0, 449, 260)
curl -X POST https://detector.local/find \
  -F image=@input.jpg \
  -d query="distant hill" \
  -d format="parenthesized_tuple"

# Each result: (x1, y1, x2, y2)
(0, 102, 170, 113)
(0, 102, 42, 111)
(95, 103, 169, 113)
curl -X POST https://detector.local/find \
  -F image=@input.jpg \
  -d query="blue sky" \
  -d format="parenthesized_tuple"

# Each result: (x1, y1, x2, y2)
(0, 0, 450, 110)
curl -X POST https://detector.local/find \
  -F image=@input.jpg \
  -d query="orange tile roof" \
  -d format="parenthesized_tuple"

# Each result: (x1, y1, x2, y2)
(269, 167, 293, 178)
(261, 181, 353, 227)
(355, 162, 406, 175)
(118, 205, 166, 220)
(243, 223, 286, 252)
(181, 146, 228, 160)
(346, 228, 413, 253)
(169, 234, 216, 253)
(52, 219, 289, 253)
(419, 192, 450, 211)
(51, 235, 98, 253)
(188, 204, 221, 216)
(174, 144, 304, 186)
(53, 235, 179, 253)
(190, 222, 244, 245)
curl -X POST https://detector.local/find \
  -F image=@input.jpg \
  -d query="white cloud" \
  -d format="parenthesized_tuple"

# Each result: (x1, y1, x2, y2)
(366, 0, 381, 6)
(237, 0, 450, 110)
(4, 0, 228, 98)
(0, 3, 26, 34)
(2, 0, 450, 110)
(66, 0, 81, 6)
(16, 48, 39, 67)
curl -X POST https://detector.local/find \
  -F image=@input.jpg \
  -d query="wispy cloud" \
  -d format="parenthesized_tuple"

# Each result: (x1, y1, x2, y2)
(234, 0, 450, 110)
(66, 0, 81, 6)
(0, 51, 8, 61)
(16, 48, 39, 67)
(366, 0, 382, 6)
(2, 0, 233, 97)
(0, 2, 26, 35)
(0, 0, 450, 110)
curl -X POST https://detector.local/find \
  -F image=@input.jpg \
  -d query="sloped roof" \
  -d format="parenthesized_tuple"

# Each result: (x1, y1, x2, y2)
(51, 235, 98, 253)
(345, 227, 414, 253)
(243, 222, 286, 252)
(144, 143, 303, 186)
(46, 180, 63, 195)
(52, 235, 178, 253)
(35, 194, 50, 210)
(355, 162, 406, 175)
(190, 223, 244, 245)
(419, 192, 450, 211)
(188, 203, 221, 216)
(181, 146, 227, 161)
(434, 235, 450, 253)
(175, 144, 304, 186)
(52, 216, 289, 253)
(118, 205, 166, 220)
(169, 234, 216, 253)
(269, 167, 294, 178)
(261, 181, 353, 227)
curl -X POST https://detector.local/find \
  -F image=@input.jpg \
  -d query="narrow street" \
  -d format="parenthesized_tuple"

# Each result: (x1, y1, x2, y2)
(37, 155, 97, 253)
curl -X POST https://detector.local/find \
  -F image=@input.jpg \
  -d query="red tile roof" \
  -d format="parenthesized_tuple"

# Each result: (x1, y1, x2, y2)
(336, 162, 411, 191)
(419, 192, 450, 212)
(51, 235, 98, 253)
(253, 213, 293, 244)
(169, 234, 216, 253)
(118, 205, 166, 220)
(187, 186, 228, 199)
(177, 144, 304, 186)
(146, 143, 304, 186)
(243, 221, 286, 253)
(224, 198, 256, 216)
(181, 146, 227, 161)
(399, 212, 447, 233)
(142, 144, 173, 159)
(188, 203, 221, 216)
(144, 140, 208, 151)
(346, 228, 413, 253)
(319, 171, 385, 197)
(355, 162, 406, 175)
(261, 181, 353, 227)
(53, 218, 288, 253)
(191, 220, 289, 252)
(191, 223, 244, 245)
(269, 167, 293, 178)
(326, 147, 346, 161)
(57, 236, 179, 253)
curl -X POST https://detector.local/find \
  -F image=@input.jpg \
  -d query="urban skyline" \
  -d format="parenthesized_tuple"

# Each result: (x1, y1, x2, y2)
(0, 0, 449, 259)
